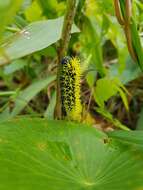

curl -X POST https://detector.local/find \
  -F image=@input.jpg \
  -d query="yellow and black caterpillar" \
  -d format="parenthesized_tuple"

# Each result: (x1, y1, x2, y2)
(60, 56, 82, 121)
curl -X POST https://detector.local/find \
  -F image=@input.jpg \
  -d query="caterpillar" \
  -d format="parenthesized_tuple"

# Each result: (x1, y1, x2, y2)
(60, 56, 82, 121)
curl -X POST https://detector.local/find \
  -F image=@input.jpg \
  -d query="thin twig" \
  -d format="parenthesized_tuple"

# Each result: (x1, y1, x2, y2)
(114, 0, 137, 62)
(113, 0, 125, 25)
(124, 0, 137, 61)
(125, 0, 132, 24)
(124, 25, 137, 61)
(55, 0, 77, 119)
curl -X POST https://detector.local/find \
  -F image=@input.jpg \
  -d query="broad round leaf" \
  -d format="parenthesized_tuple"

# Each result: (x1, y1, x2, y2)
(0, 118, 143, 190)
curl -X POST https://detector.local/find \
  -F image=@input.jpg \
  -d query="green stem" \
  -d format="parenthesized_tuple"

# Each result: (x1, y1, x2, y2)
(55, 0, 77, 119)
(0, 91, 16, 96)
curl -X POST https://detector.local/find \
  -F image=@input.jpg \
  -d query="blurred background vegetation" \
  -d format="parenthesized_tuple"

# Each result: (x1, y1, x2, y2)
(0, 0, 143, 130)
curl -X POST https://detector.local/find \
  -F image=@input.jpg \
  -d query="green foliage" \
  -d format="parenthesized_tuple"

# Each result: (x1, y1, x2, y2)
(4, 59, 27, 75)
(0, 1, 143, 189)
(80, 15, 105, 76)
(44, 90, 56, 119)
(0, 0, 142, 126)
(130, 18, 143, 70)
(96, 107, 130, 131)
(38, 0, 65, 18)
(24, 0, 43, 22)
(0, 0, 142, 129)
(0, 118, 143, 190)
(94, 77, 129, 110)
(0, 91, 16, 96)
(0, 75, 56, 121)
(0, 0, 23, 40)
(119, 0, 143, 70)
(109, 56, 142, 84)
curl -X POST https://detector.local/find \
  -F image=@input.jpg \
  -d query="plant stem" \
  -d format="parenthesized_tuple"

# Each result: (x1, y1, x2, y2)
(55, 0, 77, 119)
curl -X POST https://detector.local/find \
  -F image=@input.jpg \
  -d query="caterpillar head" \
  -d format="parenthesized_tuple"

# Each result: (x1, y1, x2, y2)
(60, 56, 82, 121)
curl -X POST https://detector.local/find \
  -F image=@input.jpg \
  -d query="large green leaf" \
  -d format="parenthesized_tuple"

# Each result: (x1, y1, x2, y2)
(0, 118, 143, 190)
(0, 17, 79, 65)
